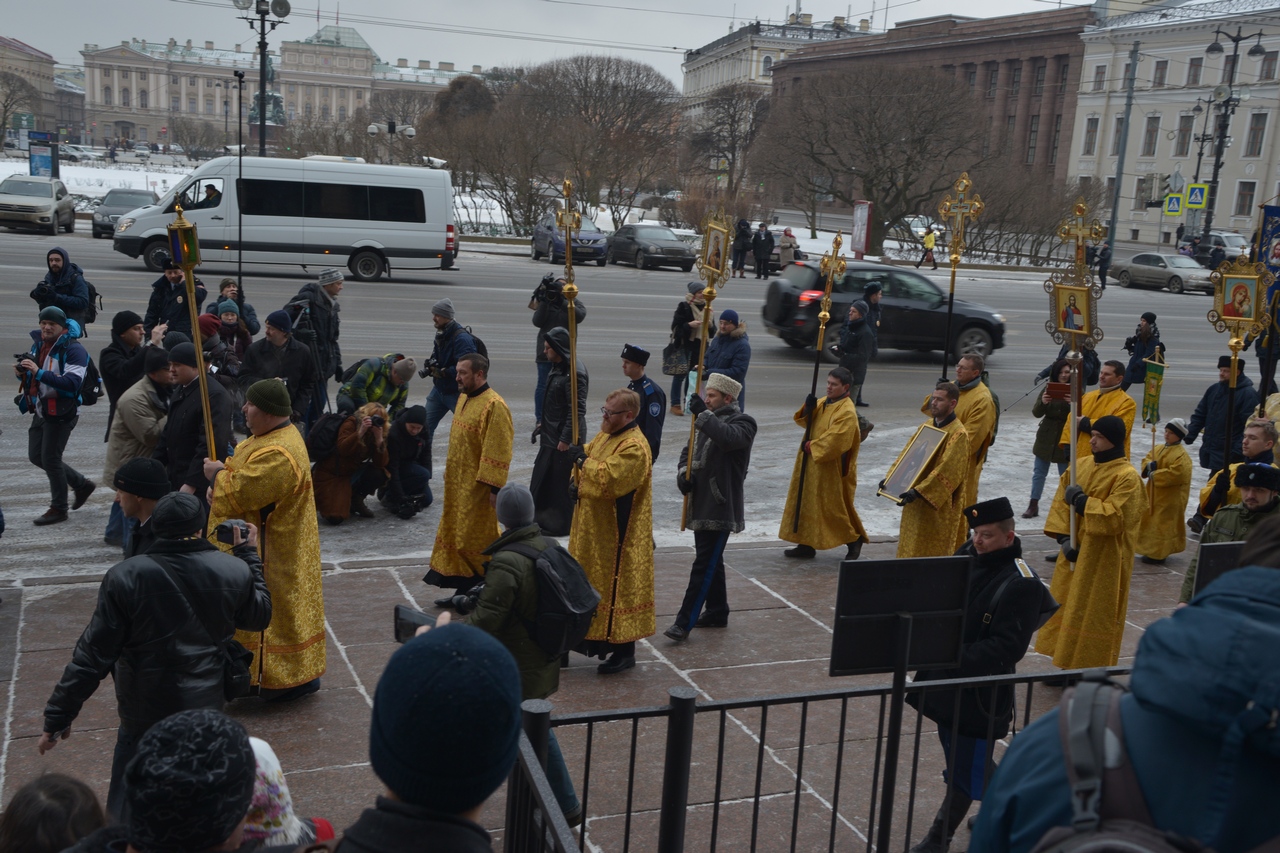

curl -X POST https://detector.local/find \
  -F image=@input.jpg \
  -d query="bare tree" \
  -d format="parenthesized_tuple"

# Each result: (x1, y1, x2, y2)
(753, 67, 990, 252)
(433, 76, 494, 122)
(689, 83, 769, 200)
(468, 96, 554, 236)
(0, 71, 40, 140)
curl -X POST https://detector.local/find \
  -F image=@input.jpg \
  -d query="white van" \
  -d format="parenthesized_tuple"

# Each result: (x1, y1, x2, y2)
(112, 156, 455, 281)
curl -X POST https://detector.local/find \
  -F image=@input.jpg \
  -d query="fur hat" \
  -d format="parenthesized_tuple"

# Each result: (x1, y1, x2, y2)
(1235, 463, 1280, 492)
(705, 372, 742, 400)
(964, 496, 1014, 529)
(620, 344, 650, 366)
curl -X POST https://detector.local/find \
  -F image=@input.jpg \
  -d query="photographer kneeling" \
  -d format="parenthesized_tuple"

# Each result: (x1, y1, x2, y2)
(456, 483, 582, 825)
(530, 274, 587, 432)
(384, 404, 433, 519)
(313, 402, 390, 525)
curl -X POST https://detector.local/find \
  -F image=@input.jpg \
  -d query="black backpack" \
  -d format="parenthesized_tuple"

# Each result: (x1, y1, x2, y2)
(305, 412, 348, 463)
(501, 541, 600, 658)
(78, 357, 103, 406)
(463, 326, 488, 359)
(83, 280, 102, 325)
(1029, 671, 1211, 853)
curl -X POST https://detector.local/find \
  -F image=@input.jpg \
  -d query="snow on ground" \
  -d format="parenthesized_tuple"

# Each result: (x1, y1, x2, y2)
(0, 157, 192, 200)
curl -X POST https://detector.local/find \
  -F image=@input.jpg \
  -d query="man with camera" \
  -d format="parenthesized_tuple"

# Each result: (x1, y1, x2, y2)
(530, 274, 587, 430)
(39, 491, 272, 820)
(238, 310, 317, 424)
(16, 306, 96, 526)
(205, 379, 326, 702)
(30, 247, 92, 327)
(286, 268, 344, 427)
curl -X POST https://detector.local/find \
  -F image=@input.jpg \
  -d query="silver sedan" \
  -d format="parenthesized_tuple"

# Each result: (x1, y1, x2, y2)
(1109, 252, 1212, 294)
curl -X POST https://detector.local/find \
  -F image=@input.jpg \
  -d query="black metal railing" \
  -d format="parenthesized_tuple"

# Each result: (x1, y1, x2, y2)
(508, 667, 1130, 853)
(505, 701, 580, 853)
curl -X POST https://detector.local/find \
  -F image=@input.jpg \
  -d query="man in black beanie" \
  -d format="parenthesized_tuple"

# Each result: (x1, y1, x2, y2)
(104, 346, 173, 551)
(112, 456, 170, 558)
(99, 308, 161, 438)
(385, 404, 432, 517)
(1185, 354, 1260, 481)
(152, 342, 232, 501)
(239, 309, 318, 424)
(905, 496, 1057, 853)
(40, 492, 271, 820)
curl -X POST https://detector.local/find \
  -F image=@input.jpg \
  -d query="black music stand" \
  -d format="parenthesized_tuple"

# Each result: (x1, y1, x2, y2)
(1192, 541, 1246, 597)
(829, 555, 971, 853)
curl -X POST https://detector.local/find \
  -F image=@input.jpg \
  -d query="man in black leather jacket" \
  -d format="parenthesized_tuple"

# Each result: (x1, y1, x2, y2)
(38, 492, 272, 820)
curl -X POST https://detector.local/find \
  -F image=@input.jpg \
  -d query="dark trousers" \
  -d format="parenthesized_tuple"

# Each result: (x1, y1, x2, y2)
(534, 360, 553, 424)
(353, 464, 388, 498)
(753, 254, 771, 279)
(675, 529, 731, 632)
(28, 414, 87, 511)
(106, 724, 145, 821)
(937, 728, 998, 800)
(731, 246, 748, 271)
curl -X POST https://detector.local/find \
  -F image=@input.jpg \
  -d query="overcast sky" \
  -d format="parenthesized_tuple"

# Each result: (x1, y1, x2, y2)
(13, 0, 1090, 85)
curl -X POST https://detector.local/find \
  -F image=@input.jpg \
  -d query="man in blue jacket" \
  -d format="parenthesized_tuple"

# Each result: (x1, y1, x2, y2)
(423, 298, 477, 447)
(15, 307, 96, 525)
(969, 516, 1280, 853)
(703, 308, 751, 410)
(30, 247, 91, 327)
(1186, 355, 1260, 481)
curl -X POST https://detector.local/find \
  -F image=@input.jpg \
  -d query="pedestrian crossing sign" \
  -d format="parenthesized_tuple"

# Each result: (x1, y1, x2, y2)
(1186, 184, 1209, 209)
(1163, 193, 1183, 215)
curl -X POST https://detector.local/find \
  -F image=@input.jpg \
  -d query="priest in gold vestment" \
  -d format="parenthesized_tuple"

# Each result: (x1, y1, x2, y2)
(1134, 418, 1192, 563)
(1037, 415, 1147, 669)
(424, 353, 514, 597)
(779, 367, 866, 561)
(1059, 360, 1135, 461)
(568, 388, 655, 675)
(205, 379, 325, 698)
(895, 382, 971, 559)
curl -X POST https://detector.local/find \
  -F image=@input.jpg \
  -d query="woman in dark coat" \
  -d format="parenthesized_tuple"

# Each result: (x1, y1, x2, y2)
(313, 402, 390, 524)
(730, 218, 752, 278)
(668, 282, 706, 416)
(384, 405, 433, 518)
(1023, 359, 1072, 518)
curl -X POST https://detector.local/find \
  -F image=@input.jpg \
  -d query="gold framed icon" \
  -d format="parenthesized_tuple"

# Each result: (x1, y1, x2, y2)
(1207, 257, 1273, 338)
(700, 220, 729, 277)
(878, 423, 947, 505)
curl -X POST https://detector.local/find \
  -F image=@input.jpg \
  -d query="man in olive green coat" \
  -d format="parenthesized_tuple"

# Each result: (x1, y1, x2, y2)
(1180, 464, 1280, 603)
(462, 483, 580, 824)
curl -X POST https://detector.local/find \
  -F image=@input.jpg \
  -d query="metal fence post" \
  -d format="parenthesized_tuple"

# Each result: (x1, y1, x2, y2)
(506, 699, 553, 853)
(657, 686, 700, 853)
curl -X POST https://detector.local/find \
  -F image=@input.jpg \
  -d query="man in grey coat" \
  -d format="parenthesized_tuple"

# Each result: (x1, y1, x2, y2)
(666, 373, 758, 640)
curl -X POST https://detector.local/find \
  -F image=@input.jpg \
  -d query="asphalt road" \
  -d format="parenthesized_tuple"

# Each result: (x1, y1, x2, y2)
(0, 228, 1252, 579)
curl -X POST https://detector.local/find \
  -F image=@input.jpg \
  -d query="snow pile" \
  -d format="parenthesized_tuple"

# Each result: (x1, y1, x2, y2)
(0, 158, 192, 200)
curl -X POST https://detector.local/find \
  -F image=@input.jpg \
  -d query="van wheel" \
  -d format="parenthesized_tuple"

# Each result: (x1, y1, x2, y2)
(143, 239, 170, 271)
(349, 251, 385, 282)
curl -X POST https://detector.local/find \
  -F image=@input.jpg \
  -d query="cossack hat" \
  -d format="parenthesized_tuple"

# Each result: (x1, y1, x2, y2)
(964, 496, 1014, 529)
(705, 373, 742, 400)
(1235, 463, 1280, 492)
(620, 344, 650, 366)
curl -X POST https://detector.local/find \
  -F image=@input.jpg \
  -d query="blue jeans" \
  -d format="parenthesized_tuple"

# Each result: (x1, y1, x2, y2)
(424, 387, 459, 447)
(534, 361, 553, 424)
(104, 501, 132, 551)
(1031, 457, 1068, 502)
(546, 730, 580, 816)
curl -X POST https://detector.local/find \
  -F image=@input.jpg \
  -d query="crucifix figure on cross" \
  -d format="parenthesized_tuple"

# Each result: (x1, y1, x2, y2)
(1056, 198, 1106, 282)
(555, 179, 582, 285)
(938, 172, 984, 262)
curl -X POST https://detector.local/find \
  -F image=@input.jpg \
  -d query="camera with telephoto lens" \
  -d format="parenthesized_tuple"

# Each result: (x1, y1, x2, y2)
(534, 273, 563, 304)
(417, 355, 441, 379)
(450, 583, 485, 615)
(214, 520, 250, 545)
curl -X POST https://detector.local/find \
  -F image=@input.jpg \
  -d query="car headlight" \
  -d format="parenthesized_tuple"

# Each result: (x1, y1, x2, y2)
(992, 313, 1006, 324)
(93, 212, 106, 221)
(116, 217, 134, 233)
(647, 245, 659, 252)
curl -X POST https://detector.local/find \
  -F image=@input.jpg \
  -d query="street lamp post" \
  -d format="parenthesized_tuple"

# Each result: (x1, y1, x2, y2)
(367, 120, 415, 164)
(1201, 25, 1267, 245)
(231, 0, 290, 157)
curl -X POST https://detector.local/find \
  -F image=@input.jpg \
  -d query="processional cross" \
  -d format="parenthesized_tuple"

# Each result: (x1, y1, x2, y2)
(1056, 199, 1106, 277)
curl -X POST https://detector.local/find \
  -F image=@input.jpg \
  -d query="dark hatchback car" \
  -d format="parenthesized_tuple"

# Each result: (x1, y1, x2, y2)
(530, 214, 608, 266)
(92, 188, 160, 239)
(607, 223, 697, 272)
(762, 260, 1006, 363)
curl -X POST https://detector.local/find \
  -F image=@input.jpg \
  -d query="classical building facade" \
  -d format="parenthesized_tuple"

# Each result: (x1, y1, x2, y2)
(80, 26, 477, 147)
(1073, 0, 1280, 245)
(0, 36, 58, 135)
(769, 7, 1098, 184)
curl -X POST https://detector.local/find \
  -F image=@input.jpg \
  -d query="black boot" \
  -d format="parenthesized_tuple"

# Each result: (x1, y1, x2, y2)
(909, 792, 973, 853)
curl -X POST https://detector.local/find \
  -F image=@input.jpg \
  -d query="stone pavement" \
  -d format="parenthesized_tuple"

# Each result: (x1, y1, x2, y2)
(0, 531, 1190, 851)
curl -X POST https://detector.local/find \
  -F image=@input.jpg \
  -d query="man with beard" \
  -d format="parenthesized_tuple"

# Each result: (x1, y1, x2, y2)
(238, 310, 317, 424)
(1180, 463, 1280, 603)
(665, 374, 757, 640)
(905, 497, 1056, 853)
(152, 343, 231, 502)
(568, 388, 655, 674)
(892, 382, 971, 559)
(1059, 360, 1135, 462)
(422, 298, 478, 448)
(424, 354, 514, 602)
(30, 247, 92, 327)
(531, 327, 587, 537)
(1037, 415, 1146, 669)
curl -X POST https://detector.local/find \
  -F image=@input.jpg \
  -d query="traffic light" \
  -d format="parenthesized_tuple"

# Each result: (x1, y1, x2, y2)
(1161, 174, 1174, 197)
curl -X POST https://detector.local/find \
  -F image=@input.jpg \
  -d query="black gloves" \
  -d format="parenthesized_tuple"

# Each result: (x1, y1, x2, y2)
(568, 481, 579, 503)
(1141, 462, 1152, 478)
(1077, 416, 1092, 435)
(899, 489, 919, 505)
(803, 393, 818, 417)
(1064, 484, 1088, 515)
(1058, 536, 1079, 563)
(676, 472, 693, 495)
(877, 479, 887, 492)
(333, 367, 344, 383)
(567, 444, 587, 466)
(687, 394, 708, 416)
(530, 425, 540, 445)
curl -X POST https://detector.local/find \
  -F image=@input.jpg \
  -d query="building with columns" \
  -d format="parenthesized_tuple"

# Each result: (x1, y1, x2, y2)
(769, 7, 1098, 184)
(1073, 0, 1280, 246)
(0, 37, 58, 136)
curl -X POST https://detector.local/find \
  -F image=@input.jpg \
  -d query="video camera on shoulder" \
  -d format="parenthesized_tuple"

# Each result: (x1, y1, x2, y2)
(535, 273, 564, 303)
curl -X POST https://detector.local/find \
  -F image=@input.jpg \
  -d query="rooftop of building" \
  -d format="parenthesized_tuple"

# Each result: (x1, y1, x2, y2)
(1092, 0, 1280, 31)
(684, 18, 868, 62)
(0, 36, 55, 62)
(82, 38, 259, 70)
(290, 25, 377, 54)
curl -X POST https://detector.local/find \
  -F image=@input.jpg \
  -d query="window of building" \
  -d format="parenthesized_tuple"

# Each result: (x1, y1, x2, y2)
(1026, 115, 1040, 163)
(1034, 63, 1046, 95)
(1006, 114, 1016, 152)
(321, 104, 330, 120)
(1111, 116, 1124, 156)
(983, 116, 992, 158)
(987, 66, 998, 98)
(1223, 55, 1237, 83)
(189, 76, 196, 86)
(140, 71, 147, 82)
(1123, 62, 1131, 81)
(338, 105, 346, 120)
(1153, 60, 1167, 87)
(1049, 114, 1062, 165)
(1245, 113, 1268, 156)
(1082, 116, 1099, 155)
(1175, 114, 1194, 157)
(121, 70, 130, 80)
(1235, 180, 1257, 216)
(1141, 115, 1160, 157)
(321, 87, 330, 99)
(171, 75, 179, 85)
(356, 90, 363, 101)
(103, 68, 113, 78)
(304, 102, 312, 117)
(171, 95, 180, 111)
(288, 103, 296, 121)
(1058, 60, 1070, 93)
(967, 69, 976, 90)
(139, 90, 148, 108)
(121, 88, 130, 107)
(338, 88, 347, 100)
(1011, 65, 1022, 96)
(1079, 176, 1092, 195)
(188, 97, 196, 112)
(205, 97, 214, 114)
(322, 56, 331, 67)
(1187, 57, 1203, 86)
(103, 87, 112, 106)
(1105, 177, 1116, 206)
(1133, 175, 1150, 209)
(1261, 51, 1278, 80)
(139, 127, 147, 141)
(762, 55, 773, 75)
(1092, 65, 1106, 91)
(288, 84, 296, 93)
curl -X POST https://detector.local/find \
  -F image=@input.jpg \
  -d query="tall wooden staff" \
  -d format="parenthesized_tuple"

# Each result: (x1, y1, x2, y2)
(167, 205, 217, 456)
(555, 179, 582, 451)
(790, 232, 845, 532)
(1045, 199, 1106, 564)
(680, 211, 732, 531)
(936, 173, 983, 379)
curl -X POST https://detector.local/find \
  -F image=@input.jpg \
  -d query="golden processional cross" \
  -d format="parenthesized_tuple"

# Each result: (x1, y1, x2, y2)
(936, 172, 984, 379)
(555, 180, 583, 447)
(1056, 199, 1106, 282)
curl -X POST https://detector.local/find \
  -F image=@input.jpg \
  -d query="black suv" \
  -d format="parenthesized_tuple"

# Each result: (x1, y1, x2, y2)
(761, 260, 1006, 362)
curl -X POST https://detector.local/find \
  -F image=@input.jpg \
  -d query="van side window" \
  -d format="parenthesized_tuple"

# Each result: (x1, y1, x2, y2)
(305, 182, 369, 220)
(370, 186, 425, 223)
(240, 179, 304, 217)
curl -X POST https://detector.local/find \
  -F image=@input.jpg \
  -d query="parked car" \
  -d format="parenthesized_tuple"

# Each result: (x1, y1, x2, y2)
(92, 188, 160, 239)
(1180, 230, 1250, 267)
(1108, 252, 1212, 294)
(889, 214, 945, 243)
(58, 144, 103, 163)
(132, 143, 151, 159)
(530, 214, 608, 266)
(761, 260, 1006, 363)
(607, 223, 697, 271)
(0, 175, 76, 235)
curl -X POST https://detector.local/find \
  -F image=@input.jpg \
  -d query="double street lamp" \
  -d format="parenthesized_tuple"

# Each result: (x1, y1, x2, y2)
(230, 0, 291, 157)
(1200, 25, 1267, 245)
(367, 120, 415, 165)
